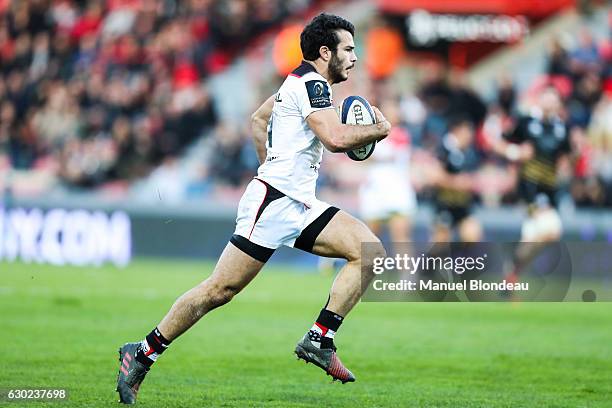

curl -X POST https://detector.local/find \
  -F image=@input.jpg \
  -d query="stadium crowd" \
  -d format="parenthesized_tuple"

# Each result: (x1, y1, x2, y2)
(1, 1, 611, 210)
(203, 17, 612, 210)
(0, 0, 316, 193)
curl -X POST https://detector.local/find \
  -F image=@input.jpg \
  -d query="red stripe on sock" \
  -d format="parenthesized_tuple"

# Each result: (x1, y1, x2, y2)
(120, 366, 129, 376)
(125, 352, 132, 361)
(315, 322, 329, 336)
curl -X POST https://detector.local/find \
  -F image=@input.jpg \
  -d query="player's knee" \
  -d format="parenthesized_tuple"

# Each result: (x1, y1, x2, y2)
(521, 210, 562, 242)
(202, 281, 240, 308)
(345, 233, 386, 264)
(433, 224, 451, 243)
(459, 217, 482, 242)
(372, 239, 387, 261)
(214, 285, 239, 306)
(361, 239, 386, 268)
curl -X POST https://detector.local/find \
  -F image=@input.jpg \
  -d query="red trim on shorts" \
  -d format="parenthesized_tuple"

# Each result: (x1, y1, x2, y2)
(248, 179, 268, 239)
(288, 73, 301, 78)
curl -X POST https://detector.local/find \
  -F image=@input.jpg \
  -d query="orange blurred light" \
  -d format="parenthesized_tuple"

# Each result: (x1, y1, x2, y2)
(366, 27, 404, 80)
(273, 24, 303, 76)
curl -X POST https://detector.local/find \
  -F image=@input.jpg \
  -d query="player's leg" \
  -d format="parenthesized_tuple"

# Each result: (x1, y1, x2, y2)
(155, 178, 283, 341)
(507, 206, 562, 284)
(293, 208, 385, 383)
(388, 213, 411, 255)
(432, 207, 455, 242)
(116, 177, 279, 404)
(157, 241, 266, 340)
(366, 218, 383, 237)
(458, 215, 482, 242)
(116, 241, 268, 404)
(312, 210, 385, 316)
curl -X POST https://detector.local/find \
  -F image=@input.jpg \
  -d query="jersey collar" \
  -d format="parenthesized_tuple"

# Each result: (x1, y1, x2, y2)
(290, 61, 317, 78)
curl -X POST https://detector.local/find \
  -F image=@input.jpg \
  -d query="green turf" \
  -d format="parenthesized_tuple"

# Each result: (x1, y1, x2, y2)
(1, 259, 611, 407)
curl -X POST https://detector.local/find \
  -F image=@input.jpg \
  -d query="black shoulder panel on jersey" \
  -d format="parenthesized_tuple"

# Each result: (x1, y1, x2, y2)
(291, 61, 316, 78)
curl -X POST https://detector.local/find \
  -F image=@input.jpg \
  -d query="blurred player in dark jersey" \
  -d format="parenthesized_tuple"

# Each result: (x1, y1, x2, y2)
(430, 116, 483, 243)
(491, 87, 571, 284)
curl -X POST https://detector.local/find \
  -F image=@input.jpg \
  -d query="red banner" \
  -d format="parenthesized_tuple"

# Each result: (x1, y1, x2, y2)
(378, 0, 575, 16)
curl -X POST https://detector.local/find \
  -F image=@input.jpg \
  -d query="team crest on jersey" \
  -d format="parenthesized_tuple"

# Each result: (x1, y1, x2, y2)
(305, 80, 331, 108)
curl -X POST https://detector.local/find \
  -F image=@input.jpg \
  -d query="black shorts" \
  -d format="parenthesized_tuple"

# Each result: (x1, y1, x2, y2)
(518, 179, 558, 208)
(435, 205, 472, 227)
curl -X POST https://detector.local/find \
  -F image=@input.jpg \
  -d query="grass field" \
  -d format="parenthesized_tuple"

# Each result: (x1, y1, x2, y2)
(1, 259, 611, 407)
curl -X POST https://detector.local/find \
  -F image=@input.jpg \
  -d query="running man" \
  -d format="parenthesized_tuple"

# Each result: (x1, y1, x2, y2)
(430, 116, 483, 243)
(359, 97, 416, 251)
(490, 87, 571, 284)
(116, 13, 391, 404)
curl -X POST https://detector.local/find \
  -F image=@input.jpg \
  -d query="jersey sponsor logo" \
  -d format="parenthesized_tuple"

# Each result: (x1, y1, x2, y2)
(275, 93, 282, 103)
(305, 80, 331, 108)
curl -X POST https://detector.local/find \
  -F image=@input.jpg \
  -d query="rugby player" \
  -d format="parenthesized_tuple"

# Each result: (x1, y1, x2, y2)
(429, 116, 483, 243)
(358, 97, 416, 253)
(116, 13, 391, 404)
(490, 87, 571, 285)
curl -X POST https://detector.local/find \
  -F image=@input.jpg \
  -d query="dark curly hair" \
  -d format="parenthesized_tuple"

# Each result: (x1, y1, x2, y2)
(300, 13, 355, 61)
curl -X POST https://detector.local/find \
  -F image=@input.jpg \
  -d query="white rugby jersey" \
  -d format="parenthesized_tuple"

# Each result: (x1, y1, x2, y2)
(256, 61, 334, 205)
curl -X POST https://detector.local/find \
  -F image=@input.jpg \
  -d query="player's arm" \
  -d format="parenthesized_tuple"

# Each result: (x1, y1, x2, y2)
(556, 128, 574, 181)
(429, 161, 476, 191)
(250, 94, 276, 164)
(490, 138, 534, 163)
(490, 117, 534, 162)
(556, 153, 572, 181)
(306, 106, 391, 153)
(438, 173, 475, 191)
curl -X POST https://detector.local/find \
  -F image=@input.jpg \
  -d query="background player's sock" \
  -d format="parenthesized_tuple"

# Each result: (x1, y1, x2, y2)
(307, 309, 343, 350)
(135, 327, 172, 367)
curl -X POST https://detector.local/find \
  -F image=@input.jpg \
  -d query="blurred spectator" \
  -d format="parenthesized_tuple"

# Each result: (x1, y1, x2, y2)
(417, 63, 486, 148)
(208, 121, 258, 187)
(2, 1, 612, 213)
(1, 0, 316, 196)
(547, 38, 572, 77)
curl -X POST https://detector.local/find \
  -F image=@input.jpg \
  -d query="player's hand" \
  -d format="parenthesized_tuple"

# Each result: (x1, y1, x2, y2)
(371, 106, 391, 138)
(426, 162, 445, 186)
(371, 106, 389, 125)
(520, 143, 535, 161)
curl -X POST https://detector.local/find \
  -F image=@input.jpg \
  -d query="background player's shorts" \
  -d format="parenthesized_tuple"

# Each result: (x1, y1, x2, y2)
(231, 178, 339, 262)
(435, 205, 472, 227)
(521, 207, 563, 241)
(359, 177, 416, 221)
(518, 179, 558, 208)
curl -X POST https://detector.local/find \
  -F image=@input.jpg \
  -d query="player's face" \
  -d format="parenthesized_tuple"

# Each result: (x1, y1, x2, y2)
(456, 123, 474, 148)
(329, 30, 356, 84)
(539, 89, 561, 119)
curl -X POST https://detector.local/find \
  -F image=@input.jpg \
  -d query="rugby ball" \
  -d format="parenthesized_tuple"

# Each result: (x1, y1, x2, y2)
(340, 96, 377, 161)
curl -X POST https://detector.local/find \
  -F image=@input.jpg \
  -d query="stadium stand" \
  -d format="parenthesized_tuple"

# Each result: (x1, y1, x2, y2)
(0, 0, 321, 196)
(1, 0, 611, 212)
